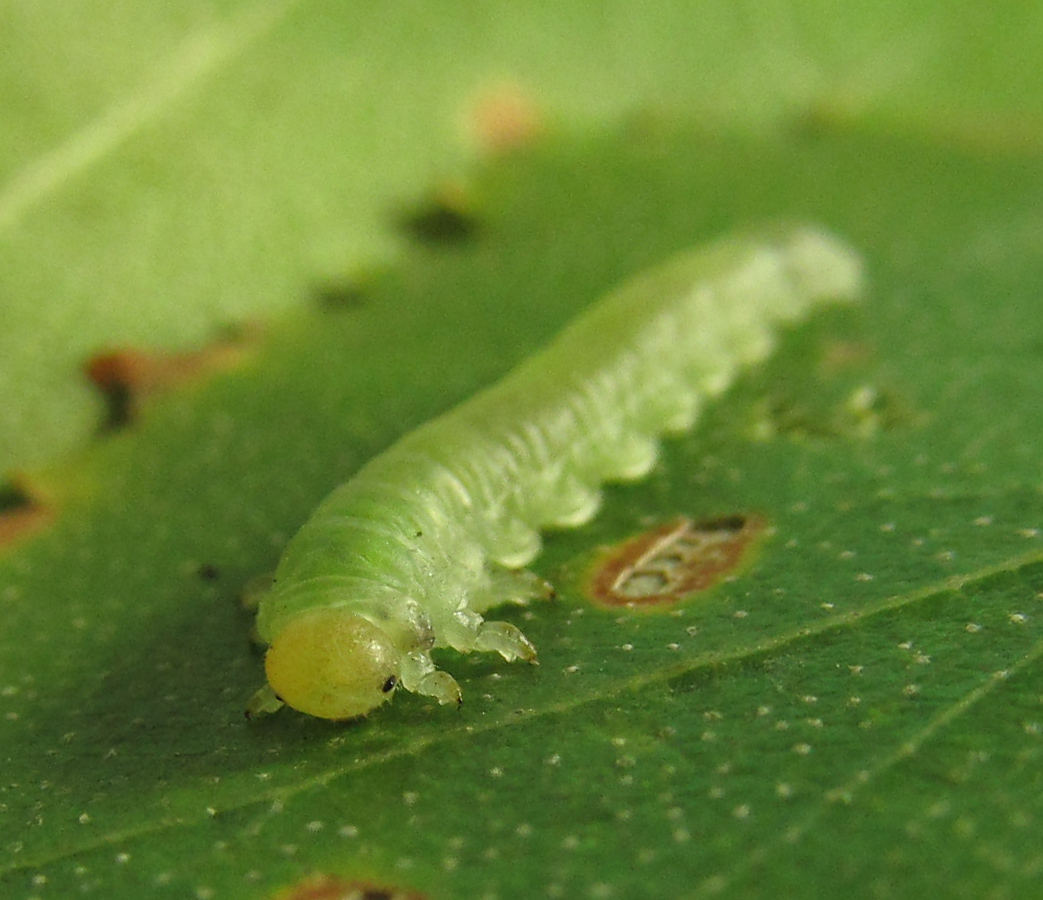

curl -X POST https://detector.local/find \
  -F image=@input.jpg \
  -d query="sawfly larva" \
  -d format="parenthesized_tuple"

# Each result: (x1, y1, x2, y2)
(247, 224, 863, 720)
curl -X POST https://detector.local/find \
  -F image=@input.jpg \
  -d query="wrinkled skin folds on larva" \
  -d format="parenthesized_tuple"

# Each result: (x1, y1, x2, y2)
(251, 224, 863, 720)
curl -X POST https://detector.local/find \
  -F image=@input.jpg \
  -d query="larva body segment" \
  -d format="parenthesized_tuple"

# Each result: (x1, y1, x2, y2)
(250, 225, 863, 720)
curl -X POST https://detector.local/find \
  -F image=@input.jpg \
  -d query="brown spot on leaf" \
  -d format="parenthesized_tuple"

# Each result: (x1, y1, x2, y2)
(313, 280, 369, 311)
(270, 875, 427, 900)
(587, 515, 765, 609)
(819, 339, 873, 372)
(0, 482, 51, 550)
(84, 327, 256, 431)
(398, 184, 479, 245)
(465, 82, 545, 154)
(196, 563, 221, 581)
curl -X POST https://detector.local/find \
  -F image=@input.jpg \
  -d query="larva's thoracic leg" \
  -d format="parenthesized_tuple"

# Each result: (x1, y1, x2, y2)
(415, 670, 463, 706)
(399, 650, 462, 705)
(473, 620, 538, 662)
(245, 683, 285, 719)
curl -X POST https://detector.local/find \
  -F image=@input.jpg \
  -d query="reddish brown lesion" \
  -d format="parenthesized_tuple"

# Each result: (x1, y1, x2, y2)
(0, 493, 51, 549)
(269, 874, 427, 900)
(83, 326, 257, 431)
(586, 514, 765, 609)
(0, 472, 59, 550)
(463, 81, 545, 155)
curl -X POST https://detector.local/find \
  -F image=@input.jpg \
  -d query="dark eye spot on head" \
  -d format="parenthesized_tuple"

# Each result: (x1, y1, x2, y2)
(382, 675, 398, 693)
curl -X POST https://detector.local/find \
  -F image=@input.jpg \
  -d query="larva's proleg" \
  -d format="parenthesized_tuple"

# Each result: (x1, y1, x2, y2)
(247, 224, 863, 721)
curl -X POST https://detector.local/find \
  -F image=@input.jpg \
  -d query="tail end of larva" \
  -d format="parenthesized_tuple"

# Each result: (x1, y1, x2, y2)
(781, 225, 865, 305)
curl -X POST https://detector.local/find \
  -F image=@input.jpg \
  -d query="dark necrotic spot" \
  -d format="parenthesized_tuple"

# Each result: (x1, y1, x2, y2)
(696, 514, 747, 533)
(313, 281, 368, 311)
(399, 199, 478, 245)
(268, 874, 427, 900)
(197, 563, 222, 581)
(83, 332, 256, 434)
(0, 481, 52, 550)
(0, 483, 31, 514)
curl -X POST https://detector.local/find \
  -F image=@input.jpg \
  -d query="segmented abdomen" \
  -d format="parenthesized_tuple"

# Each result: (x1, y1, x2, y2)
(256, 224, 862, 645)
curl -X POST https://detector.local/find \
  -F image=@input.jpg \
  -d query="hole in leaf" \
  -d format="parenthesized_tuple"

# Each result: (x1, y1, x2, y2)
(586, 515, 766, 610)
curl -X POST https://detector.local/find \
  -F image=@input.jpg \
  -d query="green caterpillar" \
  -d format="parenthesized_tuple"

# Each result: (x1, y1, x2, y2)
(247, 224, 863, 720)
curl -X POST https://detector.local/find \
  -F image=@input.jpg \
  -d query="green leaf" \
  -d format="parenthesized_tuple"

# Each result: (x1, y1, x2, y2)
(3, 5, 1043, 900)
